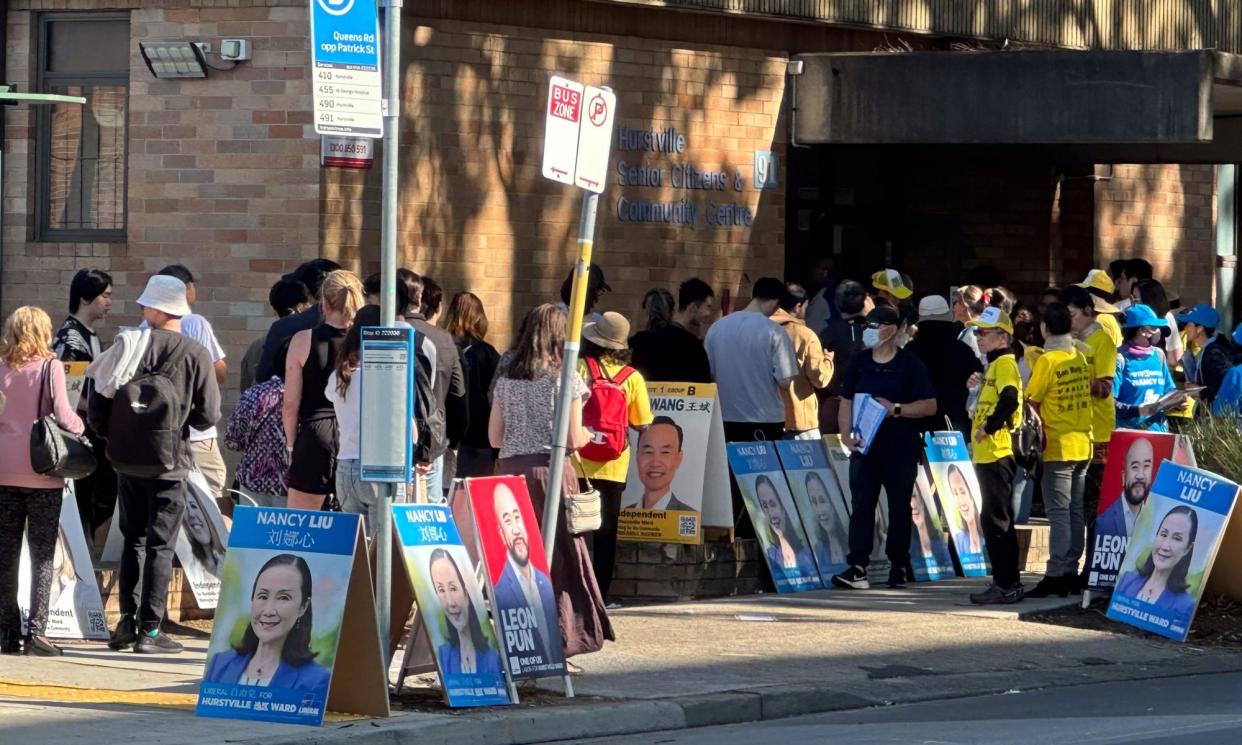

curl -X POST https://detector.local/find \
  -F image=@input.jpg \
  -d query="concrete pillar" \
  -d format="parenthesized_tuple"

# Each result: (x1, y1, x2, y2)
(1218, 164, 1238, 331)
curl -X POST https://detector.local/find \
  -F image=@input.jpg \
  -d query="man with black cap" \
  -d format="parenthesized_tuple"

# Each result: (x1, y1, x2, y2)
(831, 304, 936, 590)
(254, 259, 342, 383)
(559, 264, 611, 323)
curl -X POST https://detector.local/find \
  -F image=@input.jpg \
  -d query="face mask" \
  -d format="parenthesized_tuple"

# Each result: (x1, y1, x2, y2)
(862, 328, 883, 349)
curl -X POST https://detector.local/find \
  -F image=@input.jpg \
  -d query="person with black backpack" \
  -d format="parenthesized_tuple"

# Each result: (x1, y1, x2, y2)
(575, 312, 652, 602)
(87, 275, 220, 654)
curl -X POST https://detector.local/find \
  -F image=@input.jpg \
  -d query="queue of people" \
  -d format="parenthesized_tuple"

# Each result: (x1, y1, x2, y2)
(2, 252, 1240, 667)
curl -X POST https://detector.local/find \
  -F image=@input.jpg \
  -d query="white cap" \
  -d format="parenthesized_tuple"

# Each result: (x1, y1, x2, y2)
(136, 275, 192, 317)
(917, 295, 953, 322)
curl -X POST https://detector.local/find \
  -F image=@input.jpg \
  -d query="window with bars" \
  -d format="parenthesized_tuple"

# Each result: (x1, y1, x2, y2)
(36, 13, 129, 242)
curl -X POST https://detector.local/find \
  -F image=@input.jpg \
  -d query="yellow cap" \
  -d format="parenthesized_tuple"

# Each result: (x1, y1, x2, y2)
(968, 306, 1014, 335)
(871, 269, 913, 300)
(1077, 269, 1115, 296)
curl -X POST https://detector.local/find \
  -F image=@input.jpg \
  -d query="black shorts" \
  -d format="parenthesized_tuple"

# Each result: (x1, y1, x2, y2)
(287, 418, 339, 495)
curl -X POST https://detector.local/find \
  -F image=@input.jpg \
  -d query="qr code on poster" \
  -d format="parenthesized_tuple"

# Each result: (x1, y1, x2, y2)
(678, 515, 698, 538)
(87, 611, 107, 634)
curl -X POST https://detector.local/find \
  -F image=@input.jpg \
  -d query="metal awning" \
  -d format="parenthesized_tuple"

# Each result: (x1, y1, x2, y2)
(790, 50, 1242, 162)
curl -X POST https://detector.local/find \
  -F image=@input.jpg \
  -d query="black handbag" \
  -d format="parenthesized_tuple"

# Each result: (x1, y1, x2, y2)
(29, 360, 97, 480)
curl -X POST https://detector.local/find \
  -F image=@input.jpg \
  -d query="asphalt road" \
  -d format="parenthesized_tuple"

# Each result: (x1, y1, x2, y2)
(567, 671, 1242, 745)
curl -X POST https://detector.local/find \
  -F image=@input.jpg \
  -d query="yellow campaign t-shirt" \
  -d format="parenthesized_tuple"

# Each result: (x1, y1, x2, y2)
(1025, 345, 1092, 463)
(1082, 326, 1117, 444)
(1098, 313, 1123, 348)
(972, 353, 1023, 465)
(576, 358, 654, 482)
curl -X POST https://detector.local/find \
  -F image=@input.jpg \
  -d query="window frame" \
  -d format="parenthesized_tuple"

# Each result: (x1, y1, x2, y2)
(34, 11, 131, 243)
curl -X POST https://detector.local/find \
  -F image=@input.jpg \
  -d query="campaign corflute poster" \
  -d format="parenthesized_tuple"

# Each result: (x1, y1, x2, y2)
(18, 488, 108, 639)
(924, 432, 990, 577)
(1107, 463, 1239, 642)
(394, 504, 511, 707)
(726, 441, 822, 592)
(174, 470, 230, 609)
(909, 465, 955, 582)
(197, 507, 388, 726)
(775, 440, 851, 582)
(1086, 430, 1189, 592)
(465, 476, 567, 680)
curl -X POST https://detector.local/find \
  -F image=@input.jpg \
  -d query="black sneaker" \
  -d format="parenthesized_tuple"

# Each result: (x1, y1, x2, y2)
(134, 631, 183, 655)
(1025, 575, 1071, 598)
(831, 565, 870, 590)
(970, 583, 1025, 605)
(887, 566, 907, 588)
(108, 616, 137, 651)
(24, 635, 63, 657)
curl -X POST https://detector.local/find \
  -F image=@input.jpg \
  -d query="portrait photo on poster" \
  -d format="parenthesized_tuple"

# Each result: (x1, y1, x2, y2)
(394, 504, 510, 707)
(925, 432, 990, 576)
(909, 472, 954, 581)
(174, 471, 230, 608)
(1107, 463, 1238, 642)
(465, 476, 566, 679)
(198, 507, 361, 727)
(775, 440, 851, 580)
(622, 415, 698, 512)
(1088, 430, 1178, 590)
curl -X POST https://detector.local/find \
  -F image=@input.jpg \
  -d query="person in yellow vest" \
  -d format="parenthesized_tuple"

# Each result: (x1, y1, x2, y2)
(966, 308, 1025, 605)
(1076, 269, 1123, 348)
(1060, 284, 1117, 591)
(1024, 302, 1094, 598)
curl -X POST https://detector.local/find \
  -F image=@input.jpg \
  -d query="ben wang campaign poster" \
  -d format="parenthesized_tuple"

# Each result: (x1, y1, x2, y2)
(726, 441, 822, 592)
(619, 382, 715, 544)
(924, 432, 990, 577)
(1107, 463, 1239, 642)
(466, 476, 567, 680)
(775, 440, 851, 582)
(197, 508, 360, 726)
(394, 504, 511, 707)
(1087, 430, 1185, 592)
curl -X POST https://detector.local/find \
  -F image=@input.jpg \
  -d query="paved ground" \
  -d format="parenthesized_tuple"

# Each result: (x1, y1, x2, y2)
(566, 672, 1242, 745)
(3, 575, 1241, 745)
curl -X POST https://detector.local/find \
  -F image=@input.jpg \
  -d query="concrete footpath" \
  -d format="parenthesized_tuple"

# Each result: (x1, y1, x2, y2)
(4, 574, 1241, 745)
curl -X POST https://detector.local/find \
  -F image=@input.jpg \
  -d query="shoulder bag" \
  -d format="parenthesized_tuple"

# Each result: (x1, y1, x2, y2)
(565, 454, 602, 535)
(30, 359, 97, 480)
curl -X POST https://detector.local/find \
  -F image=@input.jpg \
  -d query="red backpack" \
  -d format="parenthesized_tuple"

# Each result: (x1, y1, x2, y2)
(580, 357, 635, 462)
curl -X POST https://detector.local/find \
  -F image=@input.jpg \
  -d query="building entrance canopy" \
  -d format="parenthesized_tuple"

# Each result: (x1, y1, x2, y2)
(791, 50, 1242, 163)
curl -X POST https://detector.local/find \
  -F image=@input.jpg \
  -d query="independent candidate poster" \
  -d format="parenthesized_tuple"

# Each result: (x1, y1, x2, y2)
(174, 469, 230, 608)
(775, 440, 850, 581)
(465, 476, 566, 680)
(1086, 430, 1191, 592)
(18, 489, 108, 639)
(726, 441, 822, 592)
(1106, 463, 1239, 642)
(619, 382, 716, 544)
(197, 508, 361, 726)
(394, 504, 511, 707)
(910, 465, 955, 582)
(925, 432, 990, 577)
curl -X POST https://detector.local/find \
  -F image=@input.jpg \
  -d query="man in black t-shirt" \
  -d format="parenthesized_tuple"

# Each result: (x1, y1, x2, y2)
(831, 306, 937, 590)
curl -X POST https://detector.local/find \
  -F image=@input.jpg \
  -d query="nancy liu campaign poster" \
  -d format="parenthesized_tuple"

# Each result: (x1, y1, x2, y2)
(925, 431, 990, 577)
(465, 476, 567, 680)
(775, 440, 851, 582)
(197, 507, 388, 726)
(726, 441, 822, 592)
(394, 503, 511, 707)
(1107, 463, 1239, 642)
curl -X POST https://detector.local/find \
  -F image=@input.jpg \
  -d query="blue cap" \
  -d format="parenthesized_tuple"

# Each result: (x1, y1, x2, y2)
(1175, 303, 1221, 329)
(1122, 304, 1167, 329)
(1234, 325, 1242, 346)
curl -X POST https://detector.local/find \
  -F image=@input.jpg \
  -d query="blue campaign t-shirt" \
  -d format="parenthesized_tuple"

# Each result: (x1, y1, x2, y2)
(1113, 346, 1176, 431)
(839, 347, 936, 445)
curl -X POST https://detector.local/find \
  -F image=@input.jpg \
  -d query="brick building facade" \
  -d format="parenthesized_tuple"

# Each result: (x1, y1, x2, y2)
(1, 0, 1234, 404)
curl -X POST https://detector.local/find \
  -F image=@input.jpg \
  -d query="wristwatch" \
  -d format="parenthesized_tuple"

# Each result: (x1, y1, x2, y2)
(894, 403, 902, 418)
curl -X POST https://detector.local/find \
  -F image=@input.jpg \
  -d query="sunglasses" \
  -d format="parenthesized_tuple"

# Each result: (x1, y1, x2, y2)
(866, 321, 897, 329)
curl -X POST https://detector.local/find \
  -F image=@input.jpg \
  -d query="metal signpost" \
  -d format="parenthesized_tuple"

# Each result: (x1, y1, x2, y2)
(539, 77, 617, 567)
(309, 0, 383, 138)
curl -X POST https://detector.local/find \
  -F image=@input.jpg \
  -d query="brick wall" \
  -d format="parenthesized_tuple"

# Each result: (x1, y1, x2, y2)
(1095, 163, 1218, 306)
(325, 16, 790, 346)
(2, 1, 319, 401)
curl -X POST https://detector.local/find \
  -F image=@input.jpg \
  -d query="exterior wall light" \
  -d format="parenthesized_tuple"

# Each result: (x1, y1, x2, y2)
(139, 42, 209, 79)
